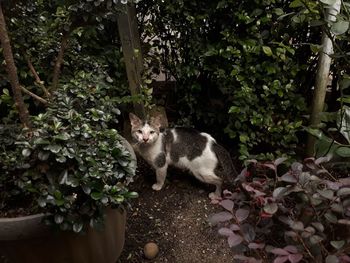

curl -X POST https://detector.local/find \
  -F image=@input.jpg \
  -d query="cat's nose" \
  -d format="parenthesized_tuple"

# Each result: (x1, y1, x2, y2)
(143, 138, 149, 142)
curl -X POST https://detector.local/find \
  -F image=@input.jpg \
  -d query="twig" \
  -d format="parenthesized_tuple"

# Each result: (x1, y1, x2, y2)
(297, 235, 315, 260)
(25, 54, 50, 98)
(21, 86, 48, 105)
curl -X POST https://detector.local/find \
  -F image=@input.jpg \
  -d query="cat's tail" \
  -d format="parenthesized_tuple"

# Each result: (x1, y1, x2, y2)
(212, 143, 238, 185)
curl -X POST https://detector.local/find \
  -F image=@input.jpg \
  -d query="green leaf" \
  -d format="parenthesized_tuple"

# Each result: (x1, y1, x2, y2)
(317, 189, 334, 200)
(73, 223, 83, 233)
(22, 148, 31, 157)
(330, 240, 345, 249)
(263, 203, 278, 214)
(337, 187, 350, 196)
(331, 20, 349, 35)
(34, 138, 50, 145)
(289, 0, 303, 8)
(336, 147, 350, 157)
(46, 144, 62, 153)
(324, 212, 338, 223)
(91, 192, 103, 200)
(126, 191, 139, 198)
(262, 46, 273, 56)
(325, 255, 340, 263)
(54, 133, 70, 141)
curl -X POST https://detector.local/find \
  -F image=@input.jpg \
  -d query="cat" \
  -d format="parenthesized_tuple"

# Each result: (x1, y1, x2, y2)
(129, 113, 237, 198)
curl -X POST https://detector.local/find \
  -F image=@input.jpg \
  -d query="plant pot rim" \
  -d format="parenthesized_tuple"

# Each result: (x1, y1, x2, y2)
(0, 213, 49, 241)
(0, 213, 45, 222)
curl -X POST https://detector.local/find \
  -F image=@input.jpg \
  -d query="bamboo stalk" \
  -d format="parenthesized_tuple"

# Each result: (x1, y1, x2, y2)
(306, 0, 341, 157)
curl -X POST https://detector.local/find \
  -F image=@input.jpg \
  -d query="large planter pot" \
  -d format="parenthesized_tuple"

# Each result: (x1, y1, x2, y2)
(0, 208, 126, 263)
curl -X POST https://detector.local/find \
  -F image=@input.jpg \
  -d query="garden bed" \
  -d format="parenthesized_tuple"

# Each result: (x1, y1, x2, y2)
(119, 161, 235, 262)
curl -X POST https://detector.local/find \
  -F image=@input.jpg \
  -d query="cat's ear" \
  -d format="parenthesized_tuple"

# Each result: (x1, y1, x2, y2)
(129, 113, 142, 127)
(150, 115, 162, 129)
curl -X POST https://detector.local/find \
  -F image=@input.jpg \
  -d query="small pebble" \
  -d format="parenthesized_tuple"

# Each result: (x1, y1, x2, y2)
(144, 242, 159, 259)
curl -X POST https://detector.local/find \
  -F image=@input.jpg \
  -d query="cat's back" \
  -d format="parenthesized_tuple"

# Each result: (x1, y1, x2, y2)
(163, 127, 216, 163)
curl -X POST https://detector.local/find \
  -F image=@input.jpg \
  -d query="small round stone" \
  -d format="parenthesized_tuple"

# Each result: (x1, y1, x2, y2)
(144, 242, 159, 259)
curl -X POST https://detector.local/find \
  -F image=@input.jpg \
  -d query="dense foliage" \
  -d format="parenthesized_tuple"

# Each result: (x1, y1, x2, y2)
(210, 158, 350, 262)
(0, 69, 137, 232)
(0, 0, 132, 123)
(0, 0, 140, 232)
(138, 0, 318, 159)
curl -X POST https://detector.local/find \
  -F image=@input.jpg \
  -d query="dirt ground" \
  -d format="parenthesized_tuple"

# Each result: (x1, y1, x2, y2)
(118, 162, 236, 263)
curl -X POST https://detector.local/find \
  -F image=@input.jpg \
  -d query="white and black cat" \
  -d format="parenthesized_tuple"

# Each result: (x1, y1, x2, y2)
(129, 113, 237, 198)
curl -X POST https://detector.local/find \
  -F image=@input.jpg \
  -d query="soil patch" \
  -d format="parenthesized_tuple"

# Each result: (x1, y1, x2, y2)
(118, 162, 235, 262)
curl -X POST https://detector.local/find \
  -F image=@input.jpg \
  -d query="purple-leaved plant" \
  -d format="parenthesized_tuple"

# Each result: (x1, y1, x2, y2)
(209, 157, 350, 263)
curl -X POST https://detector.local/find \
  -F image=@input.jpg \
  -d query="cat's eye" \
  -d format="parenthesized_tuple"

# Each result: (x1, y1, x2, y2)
(150, 131, 155, 134)
(137, 130, 142, 134)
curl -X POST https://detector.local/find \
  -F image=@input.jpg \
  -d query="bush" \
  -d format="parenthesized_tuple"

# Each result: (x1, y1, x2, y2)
(209, 157, 350, 262)
(0, 70, 137, 232)
(138, 0, 315, 159)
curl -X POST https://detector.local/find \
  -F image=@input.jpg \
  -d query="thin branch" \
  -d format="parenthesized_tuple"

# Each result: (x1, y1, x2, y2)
(21, 86, 48, 105)
(51, 30, 70, 91)
(25, 53, 50, 98)
(0, 3, 31, 128)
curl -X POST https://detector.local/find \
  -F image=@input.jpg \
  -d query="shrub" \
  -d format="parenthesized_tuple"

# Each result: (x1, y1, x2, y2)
(138, 0, 313, 159)
(0, 70, 137, 232)
(209, 157, 350, 262)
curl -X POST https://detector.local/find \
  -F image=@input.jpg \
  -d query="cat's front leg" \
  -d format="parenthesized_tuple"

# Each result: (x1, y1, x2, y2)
(152, 166, 168, 191)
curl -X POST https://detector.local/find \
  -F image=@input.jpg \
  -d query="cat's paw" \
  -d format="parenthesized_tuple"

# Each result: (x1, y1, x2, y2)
(209, 192, 222, 201)
(152, 183, 163, 191)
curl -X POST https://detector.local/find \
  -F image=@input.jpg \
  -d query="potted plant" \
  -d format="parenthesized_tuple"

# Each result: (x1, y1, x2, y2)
(0, 70, 137, 263)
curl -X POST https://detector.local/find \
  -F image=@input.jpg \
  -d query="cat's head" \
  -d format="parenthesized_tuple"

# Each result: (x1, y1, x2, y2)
(129, 113, 161, 145)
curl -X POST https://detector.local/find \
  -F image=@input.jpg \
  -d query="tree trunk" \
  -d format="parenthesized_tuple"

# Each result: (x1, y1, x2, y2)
(51, 31, 70, 91)
(0, 3, 31, 128)
(117, 2, 145, 118)
(306, 0, 341, 157)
